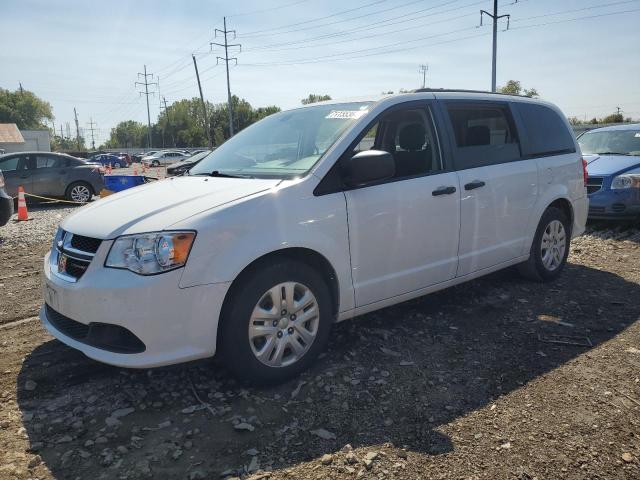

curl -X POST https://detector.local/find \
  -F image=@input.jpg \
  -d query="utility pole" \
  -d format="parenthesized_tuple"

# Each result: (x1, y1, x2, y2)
(135, 65, 158, 149)
(73, 107, 81, 150)
(60, 125, 64, 140)
(162, 96, 175, 147)
(419, 64, 428, 88)
(87, 118, 97, 150)
(616, 106, 622, 115)
(480, 0, 512, 92)
(212, 17, 241, 138)
(192, 55, 212, 148)
(19, 82, 24, 94)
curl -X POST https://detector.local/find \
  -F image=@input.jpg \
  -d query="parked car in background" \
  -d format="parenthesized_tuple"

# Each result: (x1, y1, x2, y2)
(0, 152, 104, 202)
(166, 150, 212, 176)
(0, 169, 13, 226)
(142, 150, 189, 167)
(132, 151, 157, 163)
(89, 153, 127, 169)
(40, 91, 586, 383)
(116, 153, 133, 166)
(579, 123, 640, 220)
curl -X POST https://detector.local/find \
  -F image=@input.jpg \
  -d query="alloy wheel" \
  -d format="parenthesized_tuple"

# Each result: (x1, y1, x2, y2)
(540, 219, 566, 271)
(70, 185, 91, 203)
(248, 282, 320, 368)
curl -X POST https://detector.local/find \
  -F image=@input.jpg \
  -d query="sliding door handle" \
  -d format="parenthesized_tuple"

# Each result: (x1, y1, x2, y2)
(432, 185, 456, 196)
(464, 180, 486, 190)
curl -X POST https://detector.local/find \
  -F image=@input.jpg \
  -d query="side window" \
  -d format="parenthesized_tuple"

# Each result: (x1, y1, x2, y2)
(516, 103, 575, 157)
(36, 156, 65, 168)
(350, 106, 442, 179)
(446, 103, 521, 169)
(0, 156, 22, 172)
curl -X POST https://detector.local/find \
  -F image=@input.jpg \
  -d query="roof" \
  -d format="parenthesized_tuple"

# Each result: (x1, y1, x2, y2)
(585, 123, 640, 133)
(0, 124, 25, 144)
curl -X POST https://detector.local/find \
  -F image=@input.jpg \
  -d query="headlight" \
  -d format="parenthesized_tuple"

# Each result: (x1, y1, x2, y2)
(611, 174, 640, 190)
(105, 231, 196, 275)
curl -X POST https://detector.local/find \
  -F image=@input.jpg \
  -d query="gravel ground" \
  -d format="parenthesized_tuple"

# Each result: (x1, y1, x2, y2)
(0, 219, 639, 479)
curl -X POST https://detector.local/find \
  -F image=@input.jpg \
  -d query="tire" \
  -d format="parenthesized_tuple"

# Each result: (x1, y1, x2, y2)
(65, 181, 94, 203)
(518, 206, 571, 282)
(218, 260, 333, 384)
(113, 162, 122, 169)
(152, 160, 160, 167)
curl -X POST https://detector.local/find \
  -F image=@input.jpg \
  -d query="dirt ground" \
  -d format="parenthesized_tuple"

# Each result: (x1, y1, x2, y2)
(1, 224, 639, 479)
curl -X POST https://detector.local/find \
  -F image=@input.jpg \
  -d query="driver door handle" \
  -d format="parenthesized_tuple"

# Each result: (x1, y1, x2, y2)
(432, 185, 456, 196)
(464, 180, 486, 190)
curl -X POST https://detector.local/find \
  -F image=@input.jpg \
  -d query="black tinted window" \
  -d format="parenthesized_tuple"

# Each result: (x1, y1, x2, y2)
(516, 103, 575, 156)
(447, 103, 521, 169)
(36, 155, 66, 168)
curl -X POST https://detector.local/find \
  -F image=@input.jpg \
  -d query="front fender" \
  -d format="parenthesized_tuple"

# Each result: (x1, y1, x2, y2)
(177, 182, 354, 314)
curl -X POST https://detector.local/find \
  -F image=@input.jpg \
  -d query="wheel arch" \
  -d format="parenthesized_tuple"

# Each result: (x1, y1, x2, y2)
(219, 247, 341, 333)
(548, 197, 574, 231)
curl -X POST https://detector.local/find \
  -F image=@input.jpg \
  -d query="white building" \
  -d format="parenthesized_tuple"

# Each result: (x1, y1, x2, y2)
(0, 123, 51, 153)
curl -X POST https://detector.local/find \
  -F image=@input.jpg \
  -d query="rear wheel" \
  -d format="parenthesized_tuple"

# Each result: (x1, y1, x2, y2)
(113, 162, 122, 169)
(219, 260, 333, 384)
(518, 207, 571, 282)
(65, 182, 93, 203)
(152, 160, 160, 167)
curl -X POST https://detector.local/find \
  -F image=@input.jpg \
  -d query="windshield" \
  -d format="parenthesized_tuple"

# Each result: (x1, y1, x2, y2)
(578, 129, 640, 156)
(189, 102, 372, 178)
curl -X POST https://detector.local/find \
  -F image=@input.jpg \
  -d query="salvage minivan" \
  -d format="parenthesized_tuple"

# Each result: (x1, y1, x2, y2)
(41, 90, 588, 383)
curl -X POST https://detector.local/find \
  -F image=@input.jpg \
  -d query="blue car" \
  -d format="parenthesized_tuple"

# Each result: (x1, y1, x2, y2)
(88, 153, 126, 169)
(579, 123, 640, 220)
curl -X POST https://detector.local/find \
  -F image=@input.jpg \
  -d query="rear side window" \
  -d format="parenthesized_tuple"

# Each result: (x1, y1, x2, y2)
(36, 156, 67, 168)
(446, 103, 521, 169)
(516, 103, 575, 157)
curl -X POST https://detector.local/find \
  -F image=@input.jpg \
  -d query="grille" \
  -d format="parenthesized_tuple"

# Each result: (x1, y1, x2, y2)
(46, 304, 146, 354)
(65, 257, 90, 278)
(612, 203, 626, 213)
(70, 234, 102, 254)
(586, 176, 604, 195)
(589, 206, 605, 214)
(46, 304, 90, 340)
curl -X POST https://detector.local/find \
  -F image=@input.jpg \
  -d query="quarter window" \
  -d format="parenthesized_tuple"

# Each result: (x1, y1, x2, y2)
(516, 103, 576, 156)
(447, 103, 521, 169)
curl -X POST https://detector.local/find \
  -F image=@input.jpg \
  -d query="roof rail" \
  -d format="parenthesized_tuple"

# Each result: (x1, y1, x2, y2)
(412, 88, 529, 98)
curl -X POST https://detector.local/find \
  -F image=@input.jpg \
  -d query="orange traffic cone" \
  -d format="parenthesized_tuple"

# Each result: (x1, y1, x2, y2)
(15, 186, 32, 221)
(107, 163, 112, 175)
(156, 167, 161, 179)
(133, 165, 139, 176)
(141, 162, 146, 174)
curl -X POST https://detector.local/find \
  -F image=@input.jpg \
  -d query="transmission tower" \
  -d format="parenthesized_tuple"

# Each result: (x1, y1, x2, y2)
(135, 65, 158, 149)
(87, 118, 97, 150)
(419, 64, 428, 88)
(212, 17, 241, 137)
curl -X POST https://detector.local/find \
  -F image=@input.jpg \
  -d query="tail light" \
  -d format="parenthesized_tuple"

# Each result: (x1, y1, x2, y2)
(582, 157, 588, 187)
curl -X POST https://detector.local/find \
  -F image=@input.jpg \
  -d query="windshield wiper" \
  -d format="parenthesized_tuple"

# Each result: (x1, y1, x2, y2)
(595, 151, 631, 156)
(191, 170, 253, 178)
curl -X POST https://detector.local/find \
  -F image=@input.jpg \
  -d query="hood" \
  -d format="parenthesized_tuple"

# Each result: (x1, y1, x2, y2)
(61, 176, 280, 239)
(584, 154, 640, 176)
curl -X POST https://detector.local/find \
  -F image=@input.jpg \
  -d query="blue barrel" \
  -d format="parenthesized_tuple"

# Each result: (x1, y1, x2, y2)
(104, 175, 146, 193)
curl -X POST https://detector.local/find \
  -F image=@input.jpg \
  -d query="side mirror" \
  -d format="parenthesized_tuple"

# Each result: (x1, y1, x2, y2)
(344, 150, 395, 187)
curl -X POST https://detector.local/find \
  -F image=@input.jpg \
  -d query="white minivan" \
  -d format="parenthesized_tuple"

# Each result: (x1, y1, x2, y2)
(41, 90, 588, 383)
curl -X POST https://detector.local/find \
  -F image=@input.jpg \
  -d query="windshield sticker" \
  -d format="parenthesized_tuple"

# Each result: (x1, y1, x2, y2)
(325, 110, 368, 120)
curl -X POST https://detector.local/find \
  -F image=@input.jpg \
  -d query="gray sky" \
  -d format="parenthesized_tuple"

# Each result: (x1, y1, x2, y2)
(2, 0, 639, 145)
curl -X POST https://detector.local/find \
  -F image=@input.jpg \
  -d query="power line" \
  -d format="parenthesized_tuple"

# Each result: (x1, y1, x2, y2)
(228, 0, 314, 18)
(509, 6, 640, 30)
(511, 0, 639, 24)
(212, 17, 241, 137)
(135, 65, 158, 149)
(238, 0, 390, 37)
(242, 0, 485, 52)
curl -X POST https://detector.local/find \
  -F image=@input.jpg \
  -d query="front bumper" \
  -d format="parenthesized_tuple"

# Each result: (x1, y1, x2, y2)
(40, 247, 231, 368)
(588, 188, 640, 220)
(0, 193, 13, 226)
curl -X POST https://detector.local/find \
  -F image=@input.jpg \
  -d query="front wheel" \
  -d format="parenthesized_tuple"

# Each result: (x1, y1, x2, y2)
(65, 182, 94, 203)
(218, 260, 333, 384)
(151, 160, 160, 167)
(518, 206, 571, 282)
(113, 162, 122, 169)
